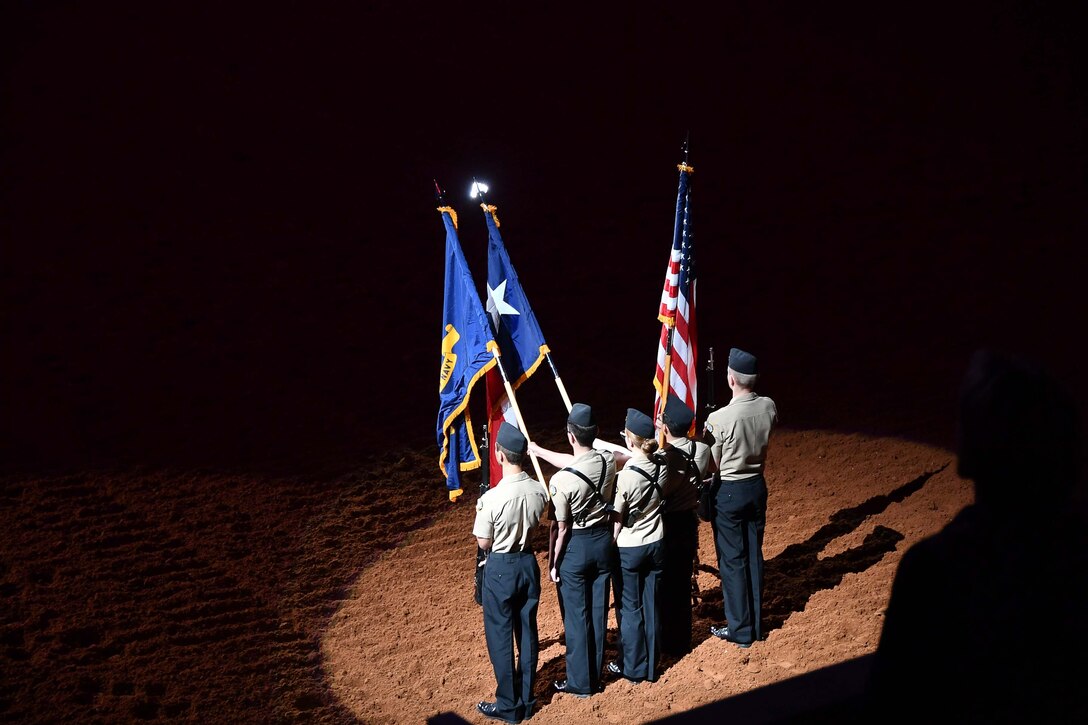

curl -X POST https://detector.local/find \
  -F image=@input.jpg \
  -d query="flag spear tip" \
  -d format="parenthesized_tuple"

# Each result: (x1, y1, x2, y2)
(434, 179, 446, 204)
(470, 178, 490, 203)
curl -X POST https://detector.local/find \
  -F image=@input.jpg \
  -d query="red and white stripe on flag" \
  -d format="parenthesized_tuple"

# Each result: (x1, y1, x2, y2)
(653, 249, 698, 433)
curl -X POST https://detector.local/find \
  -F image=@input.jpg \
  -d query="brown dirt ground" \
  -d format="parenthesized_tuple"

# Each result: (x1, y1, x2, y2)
(0, 426, 969, 723)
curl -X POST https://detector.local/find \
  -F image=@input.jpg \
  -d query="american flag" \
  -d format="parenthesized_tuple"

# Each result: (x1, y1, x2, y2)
(653, 162, 697, 433)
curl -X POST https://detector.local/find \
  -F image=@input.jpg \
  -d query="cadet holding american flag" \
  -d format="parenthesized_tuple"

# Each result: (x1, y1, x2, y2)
(657, 393, 711, 656)
(651, 141, 709, 656)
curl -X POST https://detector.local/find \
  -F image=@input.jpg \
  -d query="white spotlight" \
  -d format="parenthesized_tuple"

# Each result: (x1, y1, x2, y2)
(470, 181, 490, 199)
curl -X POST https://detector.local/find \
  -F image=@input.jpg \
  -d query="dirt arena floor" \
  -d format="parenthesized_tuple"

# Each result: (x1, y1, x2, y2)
(3, 4, 1083, 723)
(1, 424, 970, 723)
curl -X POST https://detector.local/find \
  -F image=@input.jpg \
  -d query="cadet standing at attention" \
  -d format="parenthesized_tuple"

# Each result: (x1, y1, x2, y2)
(528, 403, 617, 699)
(609, 408, 667, 683)
(658, 393, 712, 656)
(474, 422, 549, 724)
(704, 347, 778, 649)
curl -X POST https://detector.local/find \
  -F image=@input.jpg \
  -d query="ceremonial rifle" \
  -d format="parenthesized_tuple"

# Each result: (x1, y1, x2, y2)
(704, 346, 716, 422)
(693, 346, 719, 599)
(474, 424, 490, 606)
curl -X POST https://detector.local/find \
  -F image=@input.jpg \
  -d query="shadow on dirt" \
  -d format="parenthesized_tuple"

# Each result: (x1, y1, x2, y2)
(693, 465, 947, 643)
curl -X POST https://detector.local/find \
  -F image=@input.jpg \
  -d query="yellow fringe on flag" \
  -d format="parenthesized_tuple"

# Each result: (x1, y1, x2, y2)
(437, 342, 499, 478)
(677, 162, 695, 174)
(437, 206, 459, 228)
(481, 204, 500, 227)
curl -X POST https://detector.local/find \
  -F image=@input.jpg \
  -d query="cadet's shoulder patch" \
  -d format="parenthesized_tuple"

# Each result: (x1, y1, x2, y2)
(705, 422, 715, 434)
(550, 485, 557, 497)
(475, 498, 485, 513)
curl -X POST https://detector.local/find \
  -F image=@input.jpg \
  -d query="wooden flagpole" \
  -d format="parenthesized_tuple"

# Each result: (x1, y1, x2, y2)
(657, 325, 675, 447)
(545, 353, 573, 412)
(490, 349, 550, 501)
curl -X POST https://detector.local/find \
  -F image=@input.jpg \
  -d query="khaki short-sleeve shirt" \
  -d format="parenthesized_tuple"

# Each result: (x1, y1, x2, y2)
(662, 437, 712, 513)
(473, 471, 548, 553)
(705, 392, 778, 480)
(549, 449, 617, 529)
(613, 456, 666, 547)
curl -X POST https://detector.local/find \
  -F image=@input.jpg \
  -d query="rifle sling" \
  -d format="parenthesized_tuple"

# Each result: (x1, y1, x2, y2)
(672, 444, 702, 488)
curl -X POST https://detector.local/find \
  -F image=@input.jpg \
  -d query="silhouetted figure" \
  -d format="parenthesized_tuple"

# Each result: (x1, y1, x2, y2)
(867, 348, 1087, 723)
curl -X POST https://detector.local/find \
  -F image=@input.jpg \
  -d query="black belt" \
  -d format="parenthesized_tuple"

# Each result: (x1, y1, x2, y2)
(722, 472, 765, 483)
(489, 549, 534, 561)
(571, 523, 610, 535)
(720, 473, 763, 485)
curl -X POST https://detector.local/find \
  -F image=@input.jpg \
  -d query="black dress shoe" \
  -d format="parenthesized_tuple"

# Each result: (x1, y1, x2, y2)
(552, 680, 590, 698)
(710, 624, 752, 648)
(477, 701, 520, 724)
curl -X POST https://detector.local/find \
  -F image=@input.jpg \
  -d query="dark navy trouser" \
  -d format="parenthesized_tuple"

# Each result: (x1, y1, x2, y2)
(661, 510, 698, 654)
(713, 473, 767, 644)
(557, 525, 614, 695)
(615, 540, 665, 681)
(483, 550, 540, 721)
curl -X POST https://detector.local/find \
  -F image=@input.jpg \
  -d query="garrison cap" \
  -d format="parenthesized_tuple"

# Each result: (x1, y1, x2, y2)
(625, 408, 655, 438)
(496, 421, 528, 454)
(568, 403, 596, 427)
(663, 393, 695, 432)
(728, 347, 758, 375)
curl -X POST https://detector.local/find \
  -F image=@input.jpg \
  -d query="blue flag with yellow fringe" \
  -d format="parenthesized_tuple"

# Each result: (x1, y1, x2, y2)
(437, 205, 497, 501)
(482, 204, 549, 388)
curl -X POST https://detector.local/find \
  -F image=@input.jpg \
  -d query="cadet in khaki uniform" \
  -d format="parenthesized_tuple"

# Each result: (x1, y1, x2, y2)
(609, 408, 667, 683)
(704, 348, 778, 649)
(658, 393, 712, 656)
(528, 403, 617, 698)
(474, 422, 548, 724)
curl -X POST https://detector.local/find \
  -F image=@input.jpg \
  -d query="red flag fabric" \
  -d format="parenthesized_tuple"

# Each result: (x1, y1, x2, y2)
(484, 367, 510, 488)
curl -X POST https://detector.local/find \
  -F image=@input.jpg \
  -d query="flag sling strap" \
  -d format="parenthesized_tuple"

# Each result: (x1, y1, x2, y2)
(559, 452, 610, 525)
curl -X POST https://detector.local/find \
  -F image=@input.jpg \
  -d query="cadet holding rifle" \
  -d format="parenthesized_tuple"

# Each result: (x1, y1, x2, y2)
(473, 423, 548, 724)
(474, 424, 493, 607)
(705, 348, 778, 650)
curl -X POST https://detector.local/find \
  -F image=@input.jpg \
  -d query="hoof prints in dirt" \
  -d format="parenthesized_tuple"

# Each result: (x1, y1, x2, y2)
(0, 473, 354, 723)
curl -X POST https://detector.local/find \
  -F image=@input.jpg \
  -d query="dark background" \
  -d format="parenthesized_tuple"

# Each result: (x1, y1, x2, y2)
(3, 1, 1085, 477)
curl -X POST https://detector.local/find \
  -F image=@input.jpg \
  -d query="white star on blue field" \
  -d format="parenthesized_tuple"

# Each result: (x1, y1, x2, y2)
(487, 279, 521, 321)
